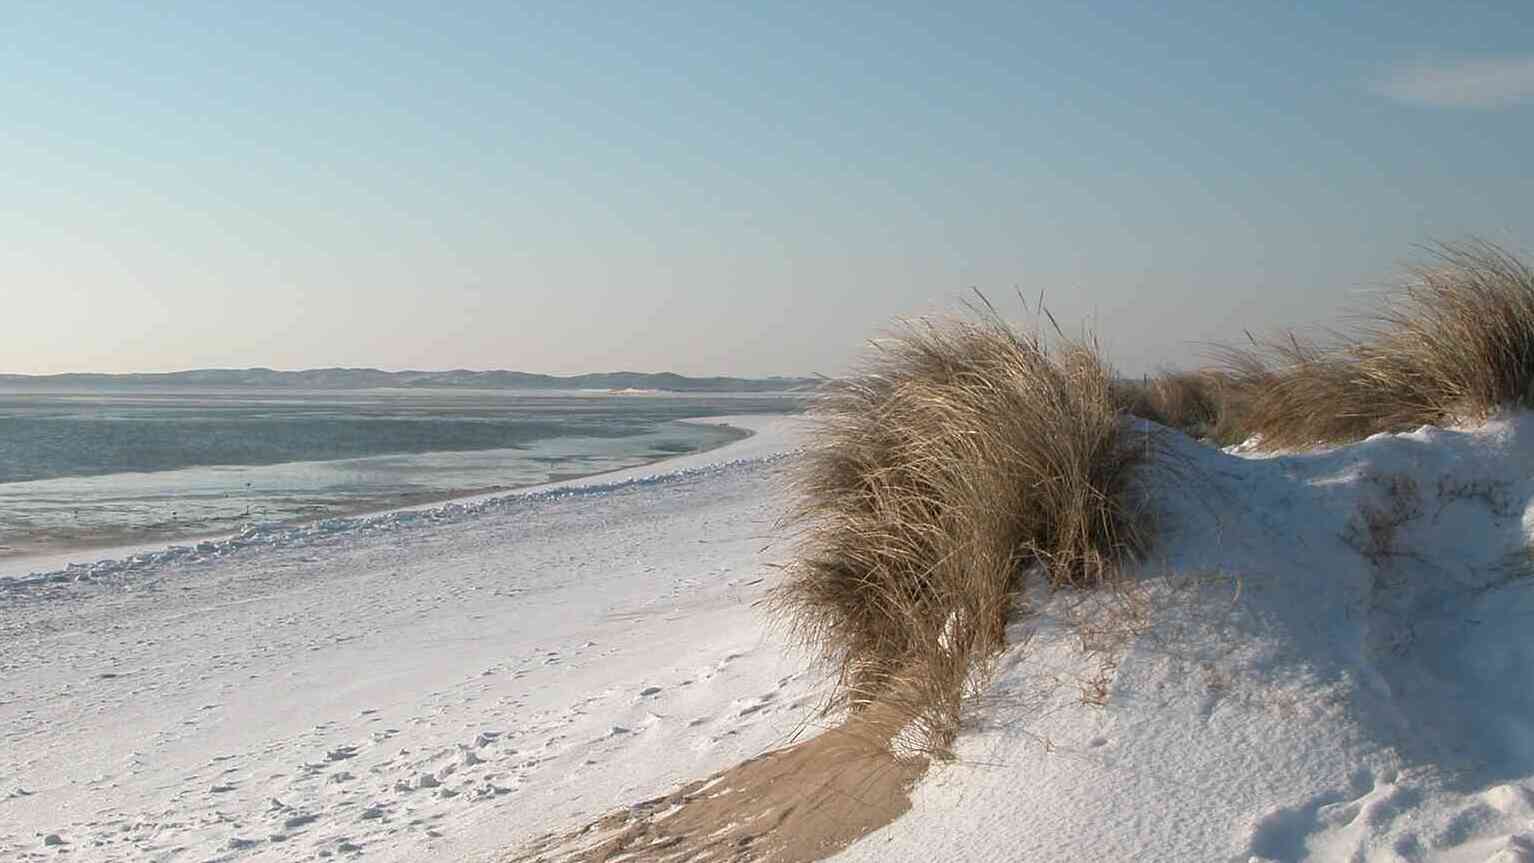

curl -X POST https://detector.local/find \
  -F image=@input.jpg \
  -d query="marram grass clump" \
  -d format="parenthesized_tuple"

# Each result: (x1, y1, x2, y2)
(1218, 240, 1534, 450)
(774, 301, 1151, 750)
(1113, 370, 1245, 444)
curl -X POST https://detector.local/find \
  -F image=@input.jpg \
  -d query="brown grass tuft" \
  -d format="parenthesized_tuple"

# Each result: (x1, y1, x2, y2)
(1217, 240, 1534, 450)
(773, 299, 1151, 750)
(1114, 370, 1239, 442)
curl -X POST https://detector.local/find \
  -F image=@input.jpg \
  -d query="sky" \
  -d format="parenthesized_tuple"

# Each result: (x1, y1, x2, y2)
(3, 2, 1533, 378)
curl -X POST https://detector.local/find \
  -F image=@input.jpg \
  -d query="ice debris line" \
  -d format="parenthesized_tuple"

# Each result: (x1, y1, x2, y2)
(5, 452, 794, 592)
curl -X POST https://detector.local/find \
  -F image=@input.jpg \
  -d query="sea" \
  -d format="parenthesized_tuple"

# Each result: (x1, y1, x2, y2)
(0, 385, 801, 562)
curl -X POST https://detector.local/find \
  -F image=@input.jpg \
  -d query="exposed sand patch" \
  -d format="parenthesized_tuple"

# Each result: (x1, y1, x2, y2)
(508, 715, 927, 863)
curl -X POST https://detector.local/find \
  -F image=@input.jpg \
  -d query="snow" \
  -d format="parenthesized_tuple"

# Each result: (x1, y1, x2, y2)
(0, 416, 828, 861)
(834, 415, 1534, 863)
(7, 410, 1534, 862)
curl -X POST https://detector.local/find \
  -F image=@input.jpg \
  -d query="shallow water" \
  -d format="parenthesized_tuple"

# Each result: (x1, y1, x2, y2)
(0, 385, 798, 557)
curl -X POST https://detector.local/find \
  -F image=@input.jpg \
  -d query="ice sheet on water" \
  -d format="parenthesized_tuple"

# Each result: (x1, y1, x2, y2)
(2, 452, 792, 595)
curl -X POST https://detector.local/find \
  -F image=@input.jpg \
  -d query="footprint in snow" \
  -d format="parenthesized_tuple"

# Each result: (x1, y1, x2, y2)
(326, 746, 358, 762)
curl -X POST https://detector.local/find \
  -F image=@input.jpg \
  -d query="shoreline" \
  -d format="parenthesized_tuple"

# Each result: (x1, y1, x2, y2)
(0, 418, 762, 580)
(0, 414, 815, 862)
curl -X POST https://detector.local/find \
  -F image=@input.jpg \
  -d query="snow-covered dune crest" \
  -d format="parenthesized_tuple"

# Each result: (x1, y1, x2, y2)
(833, 414, 1534, 863)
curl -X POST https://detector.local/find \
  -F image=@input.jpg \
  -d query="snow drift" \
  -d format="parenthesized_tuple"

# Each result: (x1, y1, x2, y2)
(834, 414, 1534, 862)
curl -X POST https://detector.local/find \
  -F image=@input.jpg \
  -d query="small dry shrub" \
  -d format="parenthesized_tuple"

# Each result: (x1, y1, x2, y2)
(1117, 369, 1245, 443)
(774, 300, 1150, 750)
(1343, 472, 1422, 565)
(1218, 240, 1534, 450)
(1433, 475, 1516, 520)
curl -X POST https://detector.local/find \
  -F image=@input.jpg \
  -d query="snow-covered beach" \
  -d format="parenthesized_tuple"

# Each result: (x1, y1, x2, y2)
(1, 416, 828, 861)
(9, 410, 1534, 862)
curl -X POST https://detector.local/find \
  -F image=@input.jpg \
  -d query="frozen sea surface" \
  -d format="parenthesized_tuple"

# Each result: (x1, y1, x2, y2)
(0, 385, 799, 561)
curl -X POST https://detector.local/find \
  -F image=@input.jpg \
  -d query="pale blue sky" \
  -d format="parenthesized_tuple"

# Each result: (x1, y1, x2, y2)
(3, 2, 1532, 376)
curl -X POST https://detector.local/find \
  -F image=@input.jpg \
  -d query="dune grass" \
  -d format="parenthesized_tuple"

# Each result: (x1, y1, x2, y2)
(774, 241, 1534, 754)
(1113, 370, 1244, 443)
(773, 300, 1151, 751)
(1213, 240, 1534, 450)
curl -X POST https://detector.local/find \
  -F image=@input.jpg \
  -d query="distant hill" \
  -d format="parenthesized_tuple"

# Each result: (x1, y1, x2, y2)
(0, 368, 820, 393)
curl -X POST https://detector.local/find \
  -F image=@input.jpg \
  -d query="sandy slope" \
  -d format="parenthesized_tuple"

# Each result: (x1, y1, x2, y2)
(0, 416, 825, 862)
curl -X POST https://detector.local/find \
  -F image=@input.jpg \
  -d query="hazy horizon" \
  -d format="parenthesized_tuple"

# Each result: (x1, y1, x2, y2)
(5, 3, 1533, 378)
(0, 365, 815, 380)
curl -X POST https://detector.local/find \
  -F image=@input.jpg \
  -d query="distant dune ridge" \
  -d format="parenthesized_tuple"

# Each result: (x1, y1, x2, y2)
(0, 368, 819, 392)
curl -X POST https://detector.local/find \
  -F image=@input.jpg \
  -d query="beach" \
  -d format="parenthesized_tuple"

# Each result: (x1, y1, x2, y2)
(10, 409, 1534, 862)
(0, 416, 822, 861)
(9, 4, 1532, 860)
